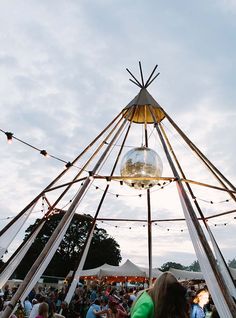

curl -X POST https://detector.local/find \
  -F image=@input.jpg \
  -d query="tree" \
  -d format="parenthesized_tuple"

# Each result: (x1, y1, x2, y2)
(188, 260, 201, 272)
(160, 261, 187, 272)
(228, 258, 236, 268)
(14, 212, 121, 278)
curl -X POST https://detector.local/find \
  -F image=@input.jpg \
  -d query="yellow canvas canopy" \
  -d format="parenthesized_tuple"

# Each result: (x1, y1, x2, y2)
(122, 88, 165, 124)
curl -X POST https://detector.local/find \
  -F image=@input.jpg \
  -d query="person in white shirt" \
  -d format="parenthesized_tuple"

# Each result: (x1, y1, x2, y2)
(29, 295, 46, 318)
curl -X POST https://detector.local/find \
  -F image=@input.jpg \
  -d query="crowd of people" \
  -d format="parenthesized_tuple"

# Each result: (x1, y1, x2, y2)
(0, 273, 220, 318)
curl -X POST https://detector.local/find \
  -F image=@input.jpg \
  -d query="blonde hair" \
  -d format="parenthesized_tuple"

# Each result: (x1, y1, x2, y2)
(193, 288, 209, 304)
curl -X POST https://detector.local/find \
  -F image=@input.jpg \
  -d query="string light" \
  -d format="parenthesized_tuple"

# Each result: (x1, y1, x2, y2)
(88, 171, 94, 181)
(64, 161, 72, 169)
(91, 180, 173, 198)
(40, 150, 49, 158)
(0, 128, 87, 171)
(96, 219, 189, 233)
(5, 132, 13, 144)
(106, 177, 111, 184)
(192, 196, 232, 205)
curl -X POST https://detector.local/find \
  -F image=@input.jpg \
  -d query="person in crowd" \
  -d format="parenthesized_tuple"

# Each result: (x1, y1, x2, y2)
(56, 289, 66, 313)
(107, 300, 128, 318)
(131, 272, 188, 318)
(70, 294, 82, 318)
(190, 288, 209, 318)
(61, 301, 70, 318)
(29, 295, 46, 318)
(3, 285, 10, 301)
(28, 289, 37, 303)
(0, 296, 4, 312)
(85, 299, 108, 318)
(89, 287, 98, 304)
(24, 296, 33, 317)
(35, 302, 49, 318)
(16, 301, 26, 318)
(36, 286, 46, 299)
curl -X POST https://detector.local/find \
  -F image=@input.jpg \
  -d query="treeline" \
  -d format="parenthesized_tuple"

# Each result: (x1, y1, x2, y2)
(159, 258, 236, 272)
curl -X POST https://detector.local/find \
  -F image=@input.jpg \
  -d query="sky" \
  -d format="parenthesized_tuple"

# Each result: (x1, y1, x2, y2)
(0, 0, 236, 270)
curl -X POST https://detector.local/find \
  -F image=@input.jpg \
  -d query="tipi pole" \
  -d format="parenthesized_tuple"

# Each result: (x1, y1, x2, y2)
(147, 190, 152, 286)
(159, 123, 236, 290)
(150, 108, 236, 316)
(64, 107, 136, 304)
(163, 110, 236, 194)
(44, 177, 87, 193)
(181, 179, 236, 194)
(0, 110, 124, 237)
(144, 105, 153, 286)
(0, 111, 126, 278)
(1, 109, 133, 318)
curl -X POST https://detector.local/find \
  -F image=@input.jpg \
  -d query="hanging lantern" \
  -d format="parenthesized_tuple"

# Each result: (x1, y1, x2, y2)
(120, 146, 163, 189)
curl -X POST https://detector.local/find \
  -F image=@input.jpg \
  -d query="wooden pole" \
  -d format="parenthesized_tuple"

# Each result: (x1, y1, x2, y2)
(144, 105, 153, 286)
(159, 123, 236, 287)
(1, 109, 133, 318)
(64, 107, 136, 304)
(150, 107, 236, 316)
(181, 179, 236, 194)
(0, 111, 127, 279)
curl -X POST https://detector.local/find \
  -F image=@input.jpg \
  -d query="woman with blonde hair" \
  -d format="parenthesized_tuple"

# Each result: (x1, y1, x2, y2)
(190, 288, 209, 318)
(131, 272, 188, 318)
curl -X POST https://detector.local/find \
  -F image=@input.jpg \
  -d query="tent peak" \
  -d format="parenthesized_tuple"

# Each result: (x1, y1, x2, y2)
(126, 62, 160, 89)
(123, 63, 165, 124)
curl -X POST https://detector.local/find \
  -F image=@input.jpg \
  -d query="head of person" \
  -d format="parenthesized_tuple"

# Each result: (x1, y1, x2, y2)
(148, 272, 188, 318)
(108, 300, 118, 313)
(61, 301, 68, 309)
(38, 302, 49, 318)
(193, 288, 209, 308)
(93, 299, 101, 306)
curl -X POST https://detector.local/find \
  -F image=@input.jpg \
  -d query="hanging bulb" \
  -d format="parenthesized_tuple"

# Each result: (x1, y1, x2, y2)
(64, 161, 72, 169)
(88, 171, 94, 181)
(5, 132, 13, 144)
(40, 149, 49, 158)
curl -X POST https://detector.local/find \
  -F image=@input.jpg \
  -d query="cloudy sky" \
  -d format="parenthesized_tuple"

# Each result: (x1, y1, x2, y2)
(0, 0, 236, 270)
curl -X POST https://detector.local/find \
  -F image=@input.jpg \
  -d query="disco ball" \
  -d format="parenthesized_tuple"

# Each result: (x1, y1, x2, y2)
(120, 146, 163, 189)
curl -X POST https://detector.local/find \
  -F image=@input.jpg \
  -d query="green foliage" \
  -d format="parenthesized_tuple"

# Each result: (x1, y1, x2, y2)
(14, 212, 121, 278)
(160, 261, 187, 272)
(188, 260, 201, 272)
(228, 258, 236, 268)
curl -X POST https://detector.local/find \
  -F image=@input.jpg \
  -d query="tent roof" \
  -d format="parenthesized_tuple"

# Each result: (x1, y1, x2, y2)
(169, 268, 204, 281)
(122, 88, 165, 124)
(169, 267, 236, 281)
(139, 266, 163, 278)
(69, 261, 235, 282)
(99, 259, 146, 278)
